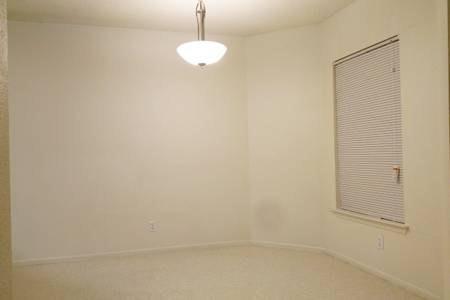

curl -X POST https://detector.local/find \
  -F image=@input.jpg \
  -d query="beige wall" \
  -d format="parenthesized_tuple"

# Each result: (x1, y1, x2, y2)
(8, 22, 250, 261)
(246, 26, 324, 247)
(0, 0, 11, 298)
(444, 0, 450, 298)
(246, 0, 449, 298)
(321, 0, 449, 297)
(7, 0, 450, 298)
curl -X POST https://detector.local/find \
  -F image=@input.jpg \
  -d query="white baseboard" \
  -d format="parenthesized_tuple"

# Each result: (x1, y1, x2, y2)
(13, 240, 252, 266)
(13, 239, 440, 300)
(251, 241, 439, 300)
(250, 240, 325, 253)
(324, 249, 440, 300)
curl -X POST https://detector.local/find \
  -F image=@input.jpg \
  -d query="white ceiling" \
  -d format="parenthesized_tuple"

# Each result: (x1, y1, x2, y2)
(7, 0, 355, 36)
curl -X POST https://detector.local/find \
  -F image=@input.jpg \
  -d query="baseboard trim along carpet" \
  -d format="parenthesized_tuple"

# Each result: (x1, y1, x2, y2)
(14, 240, 439, 300)
(13, 240, 252, 266)
(250, 240, 325, 253)
(324, 249, 439, 300)
(250, 241, 439, 300)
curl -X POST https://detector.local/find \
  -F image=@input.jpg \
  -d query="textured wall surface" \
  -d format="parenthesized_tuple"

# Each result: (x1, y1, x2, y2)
(246, 0, 448, 298)
(246, 26, 324, 248)
(321, 0, 449, 297)
(6, 0, 449, 298)
(0, 0, 11, 298)
(9, 22, 250, 262)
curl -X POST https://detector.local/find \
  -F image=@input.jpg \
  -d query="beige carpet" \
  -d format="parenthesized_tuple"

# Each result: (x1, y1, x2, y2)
(13, 246, 425, 300)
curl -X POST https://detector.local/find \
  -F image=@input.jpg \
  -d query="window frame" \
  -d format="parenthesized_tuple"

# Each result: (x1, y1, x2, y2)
(331, 36, 409, 233)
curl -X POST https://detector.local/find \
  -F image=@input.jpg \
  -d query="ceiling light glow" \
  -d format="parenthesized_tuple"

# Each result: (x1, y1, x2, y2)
(177, 0, 227, 67)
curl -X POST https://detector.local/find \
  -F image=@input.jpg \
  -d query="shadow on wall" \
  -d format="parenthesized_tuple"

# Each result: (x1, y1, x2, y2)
(254, 198, 284, 234)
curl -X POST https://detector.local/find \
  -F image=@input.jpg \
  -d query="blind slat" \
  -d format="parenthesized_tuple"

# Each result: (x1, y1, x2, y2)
(335, 40, 404, 223)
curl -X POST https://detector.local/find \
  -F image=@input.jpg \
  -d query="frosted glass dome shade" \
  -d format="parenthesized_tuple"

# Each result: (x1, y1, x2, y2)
(177, 41, 227, 66)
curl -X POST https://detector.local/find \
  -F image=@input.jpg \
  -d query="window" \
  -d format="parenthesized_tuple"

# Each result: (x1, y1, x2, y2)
(334, 37, 404, 224)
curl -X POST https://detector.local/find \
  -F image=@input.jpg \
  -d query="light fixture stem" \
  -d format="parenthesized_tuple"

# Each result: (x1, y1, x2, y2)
(196, 0, 206, 40)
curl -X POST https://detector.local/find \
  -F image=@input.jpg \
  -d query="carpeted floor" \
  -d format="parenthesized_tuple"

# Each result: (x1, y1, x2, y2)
(13, 246, 425, 300)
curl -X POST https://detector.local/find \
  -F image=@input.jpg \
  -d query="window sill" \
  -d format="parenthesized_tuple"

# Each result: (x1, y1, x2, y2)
(331, 209, 409, 234)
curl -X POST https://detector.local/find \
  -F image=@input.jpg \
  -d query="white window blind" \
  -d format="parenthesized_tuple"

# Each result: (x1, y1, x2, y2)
(334, 37, 404, 224)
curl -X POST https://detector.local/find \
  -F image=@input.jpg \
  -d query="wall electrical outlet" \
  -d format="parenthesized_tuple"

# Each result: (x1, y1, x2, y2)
(377, 234, 384, 250)
(148, 221, 157, 232)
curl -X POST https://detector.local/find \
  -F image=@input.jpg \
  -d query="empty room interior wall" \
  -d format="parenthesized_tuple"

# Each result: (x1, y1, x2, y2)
(8, 22, 250, 262)
(245, 26, 325, 248)
(7, 0, 450, 298)
(445, 0, 450, 298)
(0, 0, 11, 298)
(246, 0, 448, 298)
(320, 0, 449, 298)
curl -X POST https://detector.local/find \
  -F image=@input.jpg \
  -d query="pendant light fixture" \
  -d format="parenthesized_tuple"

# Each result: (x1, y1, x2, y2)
(177, 0, 227, 67)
